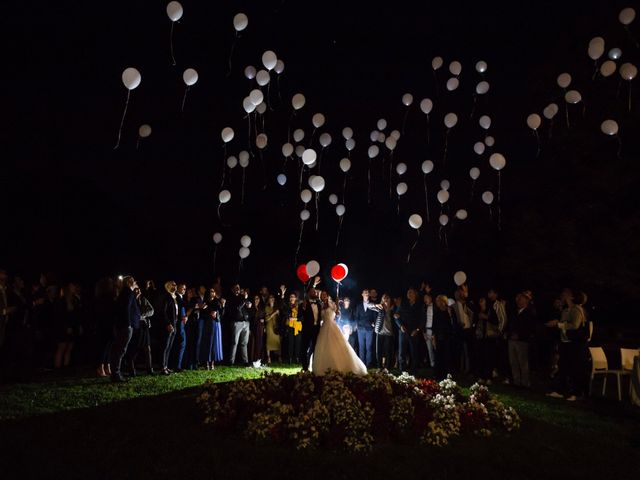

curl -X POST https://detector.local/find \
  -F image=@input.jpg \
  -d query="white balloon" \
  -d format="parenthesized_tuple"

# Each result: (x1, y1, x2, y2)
(440, 179, 450, 191)
(256, 102, 266, 115)
(221, 127, 234, 143)
(474, 142, 485, 155)
(306, 260, 320, 277)
(476, 60, 488, 73)
(226, 156, 238, 169)
(479, 115, 491, 130)
(600, 60, 617, 77)
(310, 176, 325, 193)
(300, 189, 312, 204)
(543, 103, 559, 120)
(619, 7, 636, 26)
(408, 214, 423, 229)
(249, 89, 263, 106)
(292, 93, 306, 110)
(453, 271, 467, 286)
(396, 182, 408, 196)
(329, 194, 338, 205)
(489, 153, 506, 171)
(482, 191, 494, 205)
(437, 190, 450, 204)
(256, 70, 270, 86)
(256, 133, 268, 149)
(588, 37, 605, 61)
(239, 151, 249, 166)
(390, 130, 401, 141)
(449, 61, 462, 76)
(300, 209, 310, 221)
(526, 113, 541, 130)
(369, 130, 379, 142)
(368, 145, 379, 159)
(167, 1, 183, 21)
(282, 143, 294, 157)
(600, 119, 619, 136)
(219, 190, 231, 204)
(243, 97, 256, 114)
(319, 133, 332, 148)
(302, 148, 317, 165)
(138, 124, 152, 138)
(122, 67, 141, 90)
(244, 65, 256, 80)
(213, 232, 223, 244)
(262, 50, 277, 70)
(564, 90, 582, 104)
(233, 13, 248, 31)
(420, 98, 433, 114)
(446, 77, 460, 91)
(293, 128, 305, 143)
(421, 160, 434, 174)
(345, 138, 356, 151)
(342, 127, 353, 140)
(444, 113, 458, 129)
(439, 214, 449, 226)
(239, 247, 250, 259)
(485, 136, 495, 147)
(274, 59, 285, 74)
(620, 63, 638, 81)
(557, 73, 572, 89)
(277, 173, 287, 186)
(402, 93, 414, 106)
(476, 81, 490, 95)
(377, 132, 386, 143)
(608, 48, 622, 60)
(377, 118, 387, 130)
(336, 204, 346, 216)
(240, 235, 252, 247)
(396, 162, 407, 175)
(385, 137, 397, 151)
(295, 145, 305, 158)
(338, 158, 351, 173)
(312, 113, 326, 128)
(469, 167, 480, 180)
(432, 56, 444, 70)
(455, 209, 468, 220)
(183, 68, 198, 86)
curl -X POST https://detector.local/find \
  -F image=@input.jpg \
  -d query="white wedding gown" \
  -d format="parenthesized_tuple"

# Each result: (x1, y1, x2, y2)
(311, 305, 368, 376)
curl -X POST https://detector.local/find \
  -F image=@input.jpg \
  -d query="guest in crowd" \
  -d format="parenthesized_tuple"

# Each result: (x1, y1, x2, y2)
(399, 288, 423, 373)
(301, 284, 322, 371)
(161, 281, 178, 375)
(375, 293, 395, 370)
(338, 296, 357, 350)
(355, 289, 377, 368)
(173, 283, 189, 372)
(94, 277, 116, 377)
(110, 276, 140, 382)
(54, 282, 82, 369)
(249, 295, 266, 366)
(226, 285, 252, 366)
(204, 287, 224, 370)
(507, 292, 536, 388)
(281, 290, 302, 364)
(126, 286, 154, 375)
(264, 294, 280, 364)
(475, 297, 499, 384)
(186, 286, 206, 370)
(488, 288, 509, 382)
(433, 294, 456, 380)
(453, 286, 474, 374)
(423, 294, 436, 369)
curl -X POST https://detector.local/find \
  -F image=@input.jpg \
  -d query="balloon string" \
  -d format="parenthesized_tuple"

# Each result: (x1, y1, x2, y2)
(238, 258, 243, 278)
(315, 193, 320, 231)
(592, 61, 598, 81)
(423, 175, 430, 223)
(335, 216, 344, 248)
(497, 170, 502, 231)
(217, 203, 222, 222)
(342, 174, 348, 206)
(367, 158, 372, 204)
(616, 135, 622, 159)
(535, 130, 541, 158)
(287, 111, 295, 143)
(213, 246, 218, 275)
(624, 26, 640, 49)
(389, 154, 393, 199)
(277, 76, 283, 106)
(397, 195, 400, 216)
(401, 108, 410, 134)
(267, 81, 274, 111)
(565, 102, 570, 129)
(113, 90, 131, 150)
(318, 148, 324, 173)
(308, 128, 316, 148)
(226, 32, 239, 77)
(406, 228, 420, 263)
(426, 115, 430, 146)
(470, 94, 477, 119)
(241, 168, 246, 204)
(489, 206, 493, 222)
(181, 86, 189, 113)
(259, 150, 266, 190)
(170, 22, 177, 66)
(443, 129, 450, 164)
(295, 220, 304, 266)
(299, 164, 304, 192)
(220, 164, 227, 190)
(628, 84, 632, 113)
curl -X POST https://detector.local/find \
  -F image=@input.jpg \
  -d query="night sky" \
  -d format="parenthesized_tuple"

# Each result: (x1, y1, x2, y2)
(2, 0, 638, 307)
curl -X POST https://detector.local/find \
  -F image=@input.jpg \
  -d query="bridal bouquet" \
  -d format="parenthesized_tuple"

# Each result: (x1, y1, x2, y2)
(197, 371, 520, 453)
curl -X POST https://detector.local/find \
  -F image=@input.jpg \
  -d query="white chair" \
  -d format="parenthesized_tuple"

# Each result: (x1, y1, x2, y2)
(621, 348, 640, 397)
(589, 347, 627, 401)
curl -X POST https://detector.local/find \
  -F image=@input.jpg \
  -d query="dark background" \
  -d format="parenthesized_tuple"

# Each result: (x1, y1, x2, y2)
(1, 1, 638, 317)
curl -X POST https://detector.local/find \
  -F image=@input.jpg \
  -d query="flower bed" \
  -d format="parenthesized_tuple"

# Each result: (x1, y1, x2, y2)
(197, 371, 520, 453)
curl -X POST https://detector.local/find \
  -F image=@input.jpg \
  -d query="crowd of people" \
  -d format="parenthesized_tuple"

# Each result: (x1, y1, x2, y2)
(0, 268, 593, 400)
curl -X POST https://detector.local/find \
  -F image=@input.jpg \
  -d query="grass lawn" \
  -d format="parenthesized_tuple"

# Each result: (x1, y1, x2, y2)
(0, 366, 639, 479)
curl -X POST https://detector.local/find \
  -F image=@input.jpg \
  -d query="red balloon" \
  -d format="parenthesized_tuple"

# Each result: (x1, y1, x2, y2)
(331, 264, 348, 282)
(296, 264, 310, 283)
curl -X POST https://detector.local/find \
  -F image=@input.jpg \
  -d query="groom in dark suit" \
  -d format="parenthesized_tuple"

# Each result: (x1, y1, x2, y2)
(301, 283, 321, 371)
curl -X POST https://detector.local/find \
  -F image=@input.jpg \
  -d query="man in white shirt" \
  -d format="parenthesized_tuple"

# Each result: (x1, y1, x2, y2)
(423, 294, 436, 368)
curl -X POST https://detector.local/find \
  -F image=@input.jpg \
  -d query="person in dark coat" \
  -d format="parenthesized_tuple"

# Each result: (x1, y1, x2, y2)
(125, 286, 154, 375)
(160, 281, 178, 375)
(354, 289, 379, 368)
(225, 285, 252, 366)
(507, 292, 536, 387)
(399, 288, 424, 373)
(301, 283, 322, 371)
(173, 283, 189, 372)
(110, 276, 140, 382)
(433, 295, 456, 380)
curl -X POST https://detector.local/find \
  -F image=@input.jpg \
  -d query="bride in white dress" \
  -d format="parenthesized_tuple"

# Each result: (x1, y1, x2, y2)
(311, 291, 367, 376)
